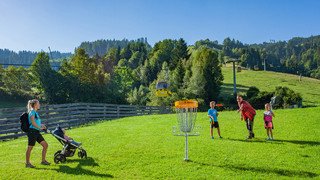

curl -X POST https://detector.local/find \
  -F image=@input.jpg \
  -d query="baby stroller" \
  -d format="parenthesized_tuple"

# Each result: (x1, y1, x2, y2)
(49, 125, 87, 164)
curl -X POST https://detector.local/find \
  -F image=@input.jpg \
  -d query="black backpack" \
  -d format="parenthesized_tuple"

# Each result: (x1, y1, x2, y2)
(20, 112, 29, 132)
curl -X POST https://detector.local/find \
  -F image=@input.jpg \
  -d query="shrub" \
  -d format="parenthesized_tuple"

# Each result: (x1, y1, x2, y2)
(246, 86, 303, 109)
(275, 86, 302, 108)
(248, 91, 274, 109)
(246, 86, 260, 99)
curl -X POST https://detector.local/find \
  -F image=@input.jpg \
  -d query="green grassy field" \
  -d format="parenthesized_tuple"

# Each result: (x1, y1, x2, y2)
(0, 107, 319, 179)
(221, 66, 320, 107)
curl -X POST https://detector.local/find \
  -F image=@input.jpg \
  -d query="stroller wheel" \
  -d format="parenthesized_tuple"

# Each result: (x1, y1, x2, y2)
(78, 150, 87, 159)
(54, 150, 62, 157)
(83, 150, 87, 159)
(54, 154, 66, 164)
(78, 151, 83, 158)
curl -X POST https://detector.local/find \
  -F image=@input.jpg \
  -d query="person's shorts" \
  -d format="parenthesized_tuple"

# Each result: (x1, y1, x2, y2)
(210, 121, 219, 128)
(27, 128, 45, 146)
(264, 121, 273, 129)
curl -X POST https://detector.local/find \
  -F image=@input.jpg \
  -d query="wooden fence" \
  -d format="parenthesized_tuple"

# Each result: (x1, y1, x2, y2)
(0, 103, 172, 141)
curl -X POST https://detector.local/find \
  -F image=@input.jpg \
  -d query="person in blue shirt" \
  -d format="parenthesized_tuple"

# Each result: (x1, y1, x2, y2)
(208, 101, 222, 139)
(25, 99, 50, 168)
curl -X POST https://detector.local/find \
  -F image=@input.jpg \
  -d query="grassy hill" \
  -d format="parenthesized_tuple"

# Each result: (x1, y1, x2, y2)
(221, 66, 320, 107)
(0, 107, 319, 179)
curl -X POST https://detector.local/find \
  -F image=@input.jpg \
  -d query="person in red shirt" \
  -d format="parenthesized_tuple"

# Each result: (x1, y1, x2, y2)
(237, 95, 256, 139)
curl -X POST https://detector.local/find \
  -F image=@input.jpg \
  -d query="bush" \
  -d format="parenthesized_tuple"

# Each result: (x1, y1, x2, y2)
(246, 86, 303, 109)
(246, 86, 260, 99)
(248, 91, 274, 109)
(275, 86, 302, 108)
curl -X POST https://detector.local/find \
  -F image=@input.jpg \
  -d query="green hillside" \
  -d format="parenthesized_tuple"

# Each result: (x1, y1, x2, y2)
(221, 66, 320, 106)
(0, 107, 319, 179)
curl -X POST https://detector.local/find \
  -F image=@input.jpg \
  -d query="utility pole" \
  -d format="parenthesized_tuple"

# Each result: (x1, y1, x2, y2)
(226, 58, 240, 97)
(48, 46, 53, 59)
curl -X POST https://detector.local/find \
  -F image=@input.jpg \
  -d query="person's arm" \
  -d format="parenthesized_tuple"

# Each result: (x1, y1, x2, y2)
(208, 110, 213, 119)
(208, 115, 214, 122)
(238, 104, 243, 112)
(271, 111, 275, 117)
(30, 115, 42, 130)
(240, 113, 243, 120)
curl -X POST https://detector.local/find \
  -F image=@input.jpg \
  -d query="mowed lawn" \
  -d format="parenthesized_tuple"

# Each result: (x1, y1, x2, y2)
(221, 66, 320, 107)
(0, 107, 319, 179)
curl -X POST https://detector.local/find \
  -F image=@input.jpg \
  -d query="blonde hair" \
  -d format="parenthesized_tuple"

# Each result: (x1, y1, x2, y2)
(265, 103, 270, 110)
(27, 99, 39, 112)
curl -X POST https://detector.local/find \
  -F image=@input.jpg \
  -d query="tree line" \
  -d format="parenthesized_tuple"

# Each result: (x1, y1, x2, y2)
(1, 35, 318, 109)
(0, 39, 223, 110)
(1, 35, 319, 78)
(0, 49, 71, 66)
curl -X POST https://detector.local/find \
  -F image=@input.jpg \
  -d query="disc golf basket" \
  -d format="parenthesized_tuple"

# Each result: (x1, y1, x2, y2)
(173, 100, 199, 161)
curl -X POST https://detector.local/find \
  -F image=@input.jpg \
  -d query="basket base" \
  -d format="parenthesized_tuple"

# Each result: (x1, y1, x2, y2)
(172, 126, 201, 136)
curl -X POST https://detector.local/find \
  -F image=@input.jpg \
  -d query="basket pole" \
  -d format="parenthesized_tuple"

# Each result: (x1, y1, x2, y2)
(185, 133, 188, 161)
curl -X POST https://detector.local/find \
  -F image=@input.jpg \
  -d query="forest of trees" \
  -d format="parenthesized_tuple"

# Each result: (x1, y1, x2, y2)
(0, 39, 223, 109)
(0, 49, 72, 66)
(0, 35, 319, 109)
(78, 38, 150, 57)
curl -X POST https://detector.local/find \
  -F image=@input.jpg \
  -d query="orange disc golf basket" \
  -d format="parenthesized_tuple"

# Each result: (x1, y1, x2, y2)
(173, 100, 199, 161)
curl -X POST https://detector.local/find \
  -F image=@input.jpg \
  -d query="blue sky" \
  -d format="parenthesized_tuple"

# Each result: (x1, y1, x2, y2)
(0, 0, 319, 52)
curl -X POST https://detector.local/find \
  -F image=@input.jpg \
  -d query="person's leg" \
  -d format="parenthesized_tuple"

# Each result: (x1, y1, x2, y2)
(40, 141, 48, 162)
(245, 119, 249, 138)
(210, 122, 214, 138)
(245, 119, 253, 138)
(217, 127, 221, 137)
(249, 120, 254, 138)
(270, 129, 273, 139)
(26, 146, 33, 164)
(26, 130, 36, 167)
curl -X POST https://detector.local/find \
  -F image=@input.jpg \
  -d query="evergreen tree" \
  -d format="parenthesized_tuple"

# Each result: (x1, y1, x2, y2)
(187, 47, 223, 107)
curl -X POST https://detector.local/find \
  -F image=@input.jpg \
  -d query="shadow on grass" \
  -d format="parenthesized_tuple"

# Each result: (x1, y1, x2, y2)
(222, 83, 250, 90)
(272, 139, 320, 146)
(224, 138, 284, 144)
(36, 157, 113, 178)
(225, 138, 320, 146)
(220, 83, 249, 96)
(191, 161, 318, 178)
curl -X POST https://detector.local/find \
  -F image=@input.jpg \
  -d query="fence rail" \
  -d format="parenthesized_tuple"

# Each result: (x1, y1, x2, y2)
(0, 103, 172, 141)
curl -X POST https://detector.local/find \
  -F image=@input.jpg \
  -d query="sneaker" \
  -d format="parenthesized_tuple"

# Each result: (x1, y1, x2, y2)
(219, 136, 223, 139)
(211, 136, 214, 139)
(246, 136, 253, 140)
(41, 161, 51, 165)
(26, 163, 35, 168)
(266, 137, 271, 140)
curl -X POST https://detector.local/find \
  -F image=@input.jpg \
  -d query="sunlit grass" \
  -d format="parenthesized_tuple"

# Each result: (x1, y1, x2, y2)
(0, 107, 319, 179)
(221, 66, 320, 106)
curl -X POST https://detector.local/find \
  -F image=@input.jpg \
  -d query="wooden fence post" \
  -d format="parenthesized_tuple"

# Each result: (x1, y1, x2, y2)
(117, 105, 120, 118)
(104, 104, 106, 119)
(86, 103, 90, 122)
